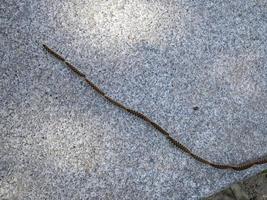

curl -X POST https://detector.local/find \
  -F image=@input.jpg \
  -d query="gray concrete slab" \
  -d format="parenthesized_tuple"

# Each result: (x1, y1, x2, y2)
(0, 0, 267, 199)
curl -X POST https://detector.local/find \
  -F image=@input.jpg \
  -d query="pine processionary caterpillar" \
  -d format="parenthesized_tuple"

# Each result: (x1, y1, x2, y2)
(43, 44, 267, 171)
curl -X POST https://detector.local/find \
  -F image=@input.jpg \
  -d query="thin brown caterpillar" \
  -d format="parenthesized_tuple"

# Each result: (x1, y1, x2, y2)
(43, 44, 267, 171)
(126, 109, 149, 121)
(104, 95, 128, 110)
(85, 79, 106, 96)
(65, 61, 86, 78)
(43, 44, 65, 62)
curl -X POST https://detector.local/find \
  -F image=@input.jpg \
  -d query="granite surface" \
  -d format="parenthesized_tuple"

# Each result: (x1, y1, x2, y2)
(0, 0, 267, 199)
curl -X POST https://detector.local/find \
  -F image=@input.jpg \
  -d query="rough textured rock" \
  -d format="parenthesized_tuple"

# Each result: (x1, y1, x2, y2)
(206, 171, 267, 200)
(0, 0, 266, 199)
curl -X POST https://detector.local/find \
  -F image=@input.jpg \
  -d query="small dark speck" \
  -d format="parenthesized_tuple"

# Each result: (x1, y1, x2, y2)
(251, 36, 259, 41)
(149, 158, 154, 163)
(193, 106, 199, 111)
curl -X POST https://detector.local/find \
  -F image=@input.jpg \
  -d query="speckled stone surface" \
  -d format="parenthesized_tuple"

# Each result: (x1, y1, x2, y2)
(0, 0, 267, 199)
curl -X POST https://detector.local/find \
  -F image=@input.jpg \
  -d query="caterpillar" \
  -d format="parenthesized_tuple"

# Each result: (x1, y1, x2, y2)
(43, 44, 267, 171)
